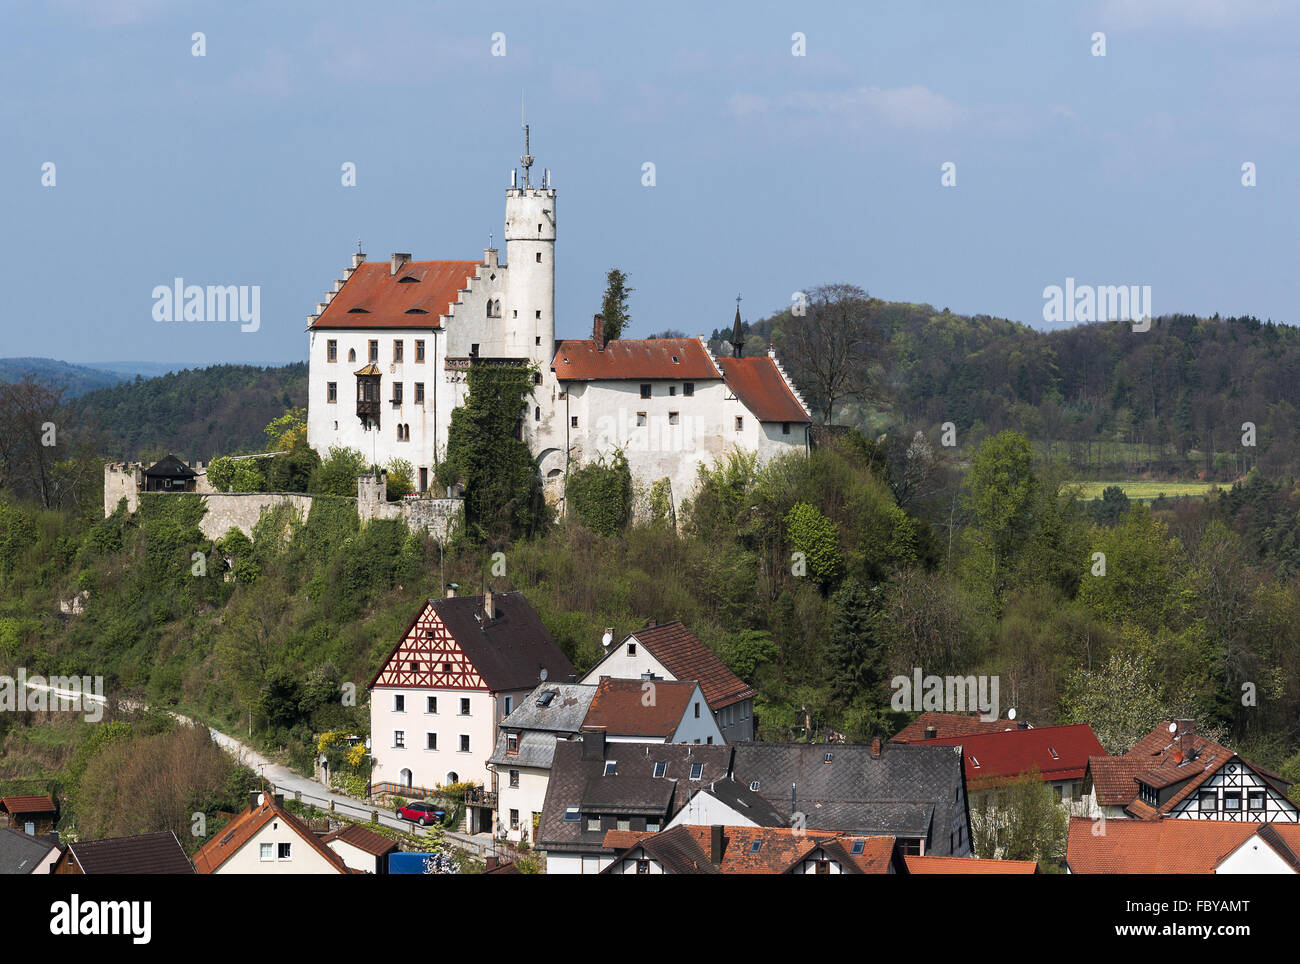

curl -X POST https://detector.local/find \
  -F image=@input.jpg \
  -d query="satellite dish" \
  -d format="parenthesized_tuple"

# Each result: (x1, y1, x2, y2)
(539, 667, 548, 682)
(1169, 722, 1178, 734)
(601, 628, 613, 648)
(256, 792, 265, 806)
(1007, 708, 1017, 720)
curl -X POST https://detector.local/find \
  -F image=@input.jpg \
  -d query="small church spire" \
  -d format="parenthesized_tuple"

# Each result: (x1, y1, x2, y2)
(731, 294, 744, 358)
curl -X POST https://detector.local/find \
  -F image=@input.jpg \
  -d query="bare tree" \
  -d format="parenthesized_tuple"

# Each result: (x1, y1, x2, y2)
(0, 376, 65, 507)
(773, 283, 886, 424)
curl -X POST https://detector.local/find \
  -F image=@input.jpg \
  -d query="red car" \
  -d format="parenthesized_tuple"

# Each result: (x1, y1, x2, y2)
(396, 801, 446, 826)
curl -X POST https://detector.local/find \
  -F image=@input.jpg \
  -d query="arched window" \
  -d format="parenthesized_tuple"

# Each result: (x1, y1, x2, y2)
(446, 771, 459, 785)
(348, 348, 356, 362)
(399, 769, 413, 788)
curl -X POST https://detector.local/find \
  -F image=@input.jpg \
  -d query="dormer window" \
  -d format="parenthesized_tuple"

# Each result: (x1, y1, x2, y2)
(689, 763, 703, 780)
(653, 762, 666, 778)
(604, 761, 617, 776)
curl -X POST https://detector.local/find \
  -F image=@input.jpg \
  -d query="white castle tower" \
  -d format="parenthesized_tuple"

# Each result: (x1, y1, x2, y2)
(504, 123, 556, 367)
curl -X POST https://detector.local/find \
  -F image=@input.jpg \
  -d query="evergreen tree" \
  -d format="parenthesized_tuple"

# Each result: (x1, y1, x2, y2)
(600, 268, 633, 342)
(826, 579, 883, 708)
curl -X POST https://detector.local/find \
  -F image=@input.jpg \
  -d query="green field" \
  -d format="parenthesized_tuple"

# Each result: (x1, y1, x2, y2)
(1071, 480, 1226, 501)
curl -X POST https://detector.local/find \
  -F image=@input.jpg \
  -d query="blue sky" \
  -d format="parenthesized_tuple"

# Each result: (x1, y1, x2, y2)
(3, 0, 1298, 365)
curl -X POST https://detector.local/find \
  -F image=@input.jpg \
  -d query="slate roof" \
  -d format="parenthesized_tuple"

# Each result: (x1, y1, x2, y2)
(591, 621, 754, 710)
(552, 338, 721, 382)
(66, 831, 194, 874)
(730, 741, 969, 854)
(1, 794, 57, 816)
(536, 738, 732, 856)
(1066, 816, 1300, 874)
(715, 355, 810, 424)
(193, 796, 350, 874)
(487, 683, 596, 770)
(310, 259, 481, 330)
(0, 826, 59, 874)
(321, 823, 398, 857)
(1085, 720, 1291, 817)
(675, 778, 786, 827)
(601, 825, 899, 874)
(582, 677, 703, 739)
(921, 723, 1106, 787)
(143, 454, 195, 479)
(892, 712, 1031, 743)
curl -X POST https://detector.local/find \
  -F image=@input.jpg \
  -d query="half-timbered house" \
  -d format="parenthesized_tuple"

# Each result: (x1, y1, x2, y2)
(369, 590, 575, 832)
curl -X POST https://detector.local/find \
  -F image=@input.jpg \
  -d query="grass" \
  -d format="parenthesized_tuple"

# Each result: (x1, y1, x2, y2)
(1071, 481, 1226, 501)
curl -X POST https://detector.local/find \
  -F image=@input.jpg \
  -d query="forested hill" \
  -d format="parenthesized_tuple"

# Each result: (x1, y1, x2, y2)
(61, 363, 307, 462)
(0, 357, 132, 397)
(715, 306, 1296, 479)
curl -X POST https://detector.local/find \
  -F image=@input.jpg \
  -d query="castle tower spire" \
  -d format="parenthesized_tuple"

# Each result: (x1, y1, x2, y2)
(731, 294, 744, 358)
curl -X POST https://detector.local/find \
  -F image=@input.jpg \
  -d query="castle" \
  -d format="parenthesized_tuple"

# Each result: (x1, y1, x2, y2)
(304, 127, 811, 511)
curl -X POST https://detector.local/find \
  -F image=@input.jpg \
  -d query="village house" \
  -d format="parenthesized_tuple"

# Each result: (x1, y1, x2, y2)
(303, 130, 810, 510)
(0, 795, 57, 835)
(487, 682, 596, 844)
(1082, 720, 1297, 822)
(730, 740, 972, 856)
(580, 620, 756, 742)
(892, 711, 1034, 743)
(599, 824, 905, 875)
(55, 832, 194, 875)
(1066, 816, 1300, 873)
(142, 454, 198, 492)
(665, 778, 785, 830)
(537, 733, 732, 874)
(321, 823, 399, 875)
(581, 677, 724, 746)
(368, 590, 575, 833)
(193, 792, 352, 874)
(0, 826, 60, 874)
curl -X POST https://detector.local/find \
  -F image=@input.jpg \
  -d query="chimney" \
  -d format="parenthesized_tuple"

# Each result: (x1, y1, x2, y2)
(870, 737, 882, 758)
(582, 729, 607, 761)
(484, 248, 498, 268)
(483, 590, 494, 621)
(352, 251, 365, 269)
(924, 725, 937, 740)
(446, 583, 458, 598)
(710, 825, 724, 865)
(1017, 720, 1030, 729)
(248, 791, 260, 811)
(1175, 719, 1195, 741)
(391, 252, 411, 276)
(646, 618, 657, 628)
(274, 793, 285, 808)
(592, 313, 606, 351)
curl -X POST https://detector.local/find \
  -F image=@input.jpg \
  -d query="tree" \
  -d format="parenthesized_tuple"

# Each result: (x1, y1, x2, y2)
(386, 458, 415, 501)
(265, 407, 308, 452)
(0, 376, 65, 508)
(785, 501, 843, 587)
(1059, 650, 1168, 754)
(310, 445, 368, 497)
(771, 283, 884, 423)
(567, 451, 632, 535)
(969, 770, 1065, 866)
(826, 579, 884, 708)
(600, 269, 633, 342)
(963, 431, 1039, 606)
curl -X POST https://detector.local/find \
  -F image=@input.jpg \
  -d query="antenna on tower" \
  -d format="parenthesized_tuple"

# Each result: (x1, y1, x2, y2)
(520, 91, 534, 189)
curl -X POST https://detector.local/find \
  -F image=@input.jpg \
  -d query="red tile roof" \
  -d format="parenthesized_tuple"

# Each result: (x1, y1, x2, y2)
(321, 822, 399, 857)
(1, 794, 56, 816)
(309, 259, 481, 330)
(905, 854, 1039, 874)
(917, 724, 1106, 787)
(552, 338, 720, 381)
(602, 825, 898, 874)
(715, 355, 810, 423)
(623, 621, 755, 710)
(193, 795, 350, 874)
(581, 677, 702, 739)
(892, 712, 1030, 743)
(1066, 817, 1300, 873)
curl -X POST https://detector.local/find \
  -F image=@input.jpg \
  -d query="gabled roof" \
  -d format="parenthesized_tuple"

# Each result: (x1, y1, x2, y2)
(552, 338, 721, 381)
(370, 593, 576, 694)
(143, 454, 195, 479)
(66, 831, 194, 874)
(921, 723, 1106, 787)
(487, 683, 596, 769)
(601, 825, 899, 874)
(193, 796, 350, 874)
(1084, 720, 1290, 817)
(0, 794, 56, 816)
(715, 355, 810, 423)
(905, 854, 1039, 874)
(677, 778, 786, 827)
(892, 712, 1031, 743)
(581, 678, 703, 739)
(0, 826, 60, 874)
(596, 621, 755, 710)
(321, 823, 399, 857)
(1066, 817, 1300, 874)
(310, 259, 481, 329)
(730, 741, 968, 852)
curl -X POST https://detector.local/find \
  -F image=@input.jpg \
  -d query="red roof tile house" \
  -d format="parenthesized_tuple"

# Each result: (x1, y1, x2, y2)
(1066, 817, 1300, 873)
(892, 711, 1033, 743)
(193, 792, 353, 875)
(1082, 720, 1297, 823)
(580, 620, 756, 741)
(599, 825, 905, 875)
(582, 678, 724, 746)
(303, 136, 811, 513)
(1, 794, 58, 835)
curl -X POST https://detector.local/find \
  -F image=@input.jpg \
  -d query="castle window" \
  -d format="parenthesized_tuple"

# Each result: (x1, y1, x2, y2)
(535, 336, 541, 346)
(427, 733, 437, 750)
(669, 386, 676, 396)
(327, 340, 337, 362)
(735, 416, 744, 431)
(368, 340, 378, 363)
(533, 372, 542, 385)
(392, 382, 403, 405)
(394, 340, 404, 363)
(535, 406, 541, 421)
(668, 412, 679, 425)
(535, 252, 541, 262)
(683, 382, 694, 397)
(571, 416, 579, 428)
(348, 348, 356, 362)
(470, 343, 479, 358)
(636, 412, 647, 427)
(416, 340, 425, 362)
(327, 382, 337, 403)
(640, 384, 651, 399)
(782, 422, 791, 435)
(415, 382, 425, 404)
(535, 310, 541, 319)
